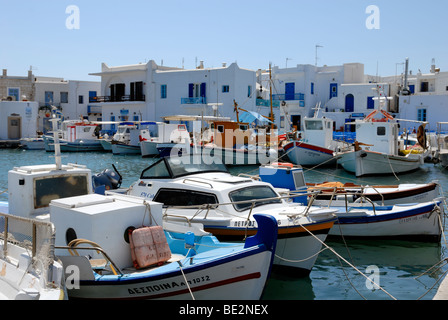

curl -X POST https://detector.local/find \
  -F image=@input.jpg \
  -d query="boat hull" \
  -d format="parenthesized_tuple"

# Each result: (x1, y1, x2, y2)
(201, 145, 277, 166)
(329, 202, 443, 242)
(181, 216, 336, 276)
(62, 247, 273, 300)
(140, 140, 160, 157)
(284, 141, 335, 166)
(311, 182, 441, 206)
(337, 149, 422, 177)
(44, 136, 104, 152)
(59, 214, 278, 300)
(111, 143, 141, 155)
(19, 138, 45, 150)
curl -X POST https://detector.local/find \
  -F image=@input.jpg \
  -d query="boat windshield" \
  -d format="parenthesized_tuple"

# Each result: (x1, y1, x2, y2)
(140, 155, 229, 179)
(229, 186, 281, 211)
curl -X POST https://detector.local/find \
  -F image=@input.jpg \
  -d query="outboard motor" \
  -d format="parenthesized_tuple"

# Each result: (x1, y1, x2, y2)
(92, 164, 123, 195)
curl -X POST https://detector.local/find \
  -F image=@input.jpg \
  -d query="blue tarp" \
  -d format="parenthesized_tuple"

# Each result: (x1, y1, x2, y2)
(239, 111, 272, 124)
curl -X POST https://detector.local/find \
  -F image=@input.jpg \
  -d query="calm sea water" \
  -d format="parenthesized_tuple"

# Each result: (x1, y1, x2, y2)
(1, 148, 447, 300)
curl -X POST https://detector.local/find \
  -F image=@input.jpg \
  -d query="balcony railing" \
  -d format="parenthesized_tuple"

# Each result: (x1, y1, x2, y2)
(87, 105, 102, 114)
(181, 97, 207, 104)
(272, 93, 305, 101)
(90, 95, 146, 103)
(256, 99, 280, 108)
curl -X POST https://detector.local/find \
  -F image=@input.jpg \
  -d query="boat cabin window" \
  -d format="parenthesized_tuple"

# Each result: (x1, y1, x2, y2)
(217, 125, 224, 133)
(34, 175, 89, 209)
(377, 127, 386, 136)
(140, 160, 171, 179)
(305, 120, 323, 131)
(140, 155, 229, 179)
(154, 188, 218, 207)
(229, 186, 281, 211)
(239, 125, 248, 131)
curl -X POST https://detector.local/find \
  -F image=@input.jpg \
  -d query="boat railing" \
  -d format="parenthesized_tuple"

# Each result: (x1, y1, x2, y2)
(161, 190, 323, 224)
(0, 211, 57, 275)
(182, 178, 214, 189)
(56, 240, 124, 276)
(306, 185, 385, 206)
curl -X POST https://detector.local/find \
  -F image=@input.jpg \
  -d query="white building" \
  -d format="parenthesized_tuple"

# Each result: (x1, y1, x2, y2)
(89, 60, 271, 134)
(34, 77, 101, 133)
(260, 63, 367, 132)
(0, 101, 39, 140)
(395, 60, 448, 131)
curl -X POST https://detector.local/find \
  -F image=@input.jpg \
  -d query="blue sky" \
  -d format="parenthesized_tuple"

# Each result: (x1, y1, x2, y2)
(1, 0, 447, 81)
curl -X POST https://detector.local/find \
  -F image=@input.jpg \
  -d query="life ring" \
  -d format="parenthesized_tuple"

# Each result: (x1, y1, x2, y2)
(272, 162, 294, 168)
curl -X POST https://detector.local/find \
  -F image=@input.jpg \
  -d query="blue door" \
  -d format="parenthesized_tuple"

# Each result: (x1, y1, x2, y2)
(45, 91, 54, 106)
(329, 83, 338, 99)
(345, 94, 354, 112)
(285, 83, 295, 100)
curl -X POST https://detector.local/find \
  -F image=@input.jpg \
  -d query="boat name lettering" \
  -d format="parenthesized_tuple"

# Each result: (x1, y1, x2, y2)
(128, 276, 211, 295)
(399, 213, 430, 224)
(234, 220, 255, 227)
(139, 191, 154, 199)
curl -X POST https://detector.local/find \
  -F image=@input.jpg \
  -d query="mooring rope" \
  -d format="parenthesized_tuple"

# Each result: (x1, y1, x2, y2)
(295, 220, 398, 300)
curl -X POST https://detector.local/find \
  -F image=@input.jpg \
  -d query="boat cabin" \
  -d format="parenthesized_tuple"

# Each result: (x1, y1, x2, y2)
(8, 163, 92, 220)
(211, 121, 254, 148)
(301, 117, 334, 148)
(355, 111, 399, 155)
(129, 155, 283, 213)
(61, 120, 99, 143)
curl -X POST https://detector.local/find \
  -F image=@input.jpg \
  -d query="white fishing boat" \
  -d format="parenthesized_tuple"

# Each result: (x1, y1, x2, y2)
(44, 119, 104, 152)
(201, 119, 278, 166)
(283, 105, 347, 166)
(259, 163, 441, 206)
(258, 163, 444, 242)
(19, 136, 45, 150)
(51, 193, 277, 300)
(140, 122, 191, 157)
(111, 125, 151, 155)
(0, 211, 65, 300)
(125, 155, 338, 275)
(5, 116, 277, 300)
(335, 87, 427, 177)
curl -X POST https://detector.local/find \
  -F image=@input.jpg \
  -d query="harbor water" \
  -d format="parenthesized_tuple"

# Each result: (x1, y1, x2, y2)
(1, 148, 447, 300)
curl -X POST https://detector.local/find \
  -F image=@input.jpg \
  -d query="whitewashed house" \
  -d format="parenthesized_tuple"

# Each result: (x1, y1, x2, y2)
(0, 101, 39, 140)
(89, 60, 267, 134)
(34, 77, 101, 133)
(395, 60, 448, 131)
(260, 63, 366, 132)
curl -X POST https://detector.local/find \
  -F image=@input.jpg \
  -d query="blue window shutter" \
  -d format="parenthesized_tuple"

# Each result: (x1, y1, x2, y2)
(188, 83, 194, 98)
(200, 83, 206, 97)
(367, 96, 374, 109)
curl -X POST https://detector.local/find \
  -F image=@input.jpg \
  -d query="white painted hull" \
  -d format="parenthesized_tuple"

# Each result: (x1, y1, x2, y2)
(202, 145, 276, 166)
(100, 139, 112, 151)
(62, 248, 273, 300)
(140, 140, 160, 157)
(111, 143, 141, 155)
(284, 141, 335, 166)
(337, 149, 422, 177)
(0, 212, 65, 300)
(329, 202, 442, 241)
(19, 138, 44, 150)
(165, 210, 336, 275)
